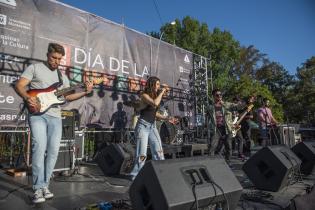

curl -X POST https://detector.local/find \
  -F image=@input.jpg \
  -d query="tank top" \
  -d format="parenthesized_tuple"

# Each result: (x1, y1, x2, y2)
(140, 104, 158, 123)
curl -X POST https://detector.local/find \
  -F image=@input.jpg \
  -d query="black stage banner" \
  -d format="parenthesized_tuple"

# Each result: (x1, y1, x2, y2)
(0, 0, 196, 128)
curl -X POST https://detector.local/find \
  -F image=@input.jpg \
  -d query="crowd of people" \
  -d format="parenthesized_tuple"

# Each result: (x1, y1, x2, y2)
(15, 42, 279, 204)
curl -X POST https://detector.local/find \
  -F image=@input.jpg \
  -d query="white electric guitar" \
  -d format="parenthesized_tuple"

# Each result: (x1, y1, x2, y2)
(231, 104, 254, 137)
(26, 78, 103, 114)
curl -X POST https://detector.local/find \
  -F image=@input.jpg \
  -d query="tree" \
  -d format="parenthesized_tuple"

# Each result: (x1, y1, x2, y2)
(256, 61, 295, 105)
(207, 28, 240, 90)
(290, 56, 315, 124)
(148, 16, 302, 123)
(233, 45, 267, 78)
(226, 75, 283, 122)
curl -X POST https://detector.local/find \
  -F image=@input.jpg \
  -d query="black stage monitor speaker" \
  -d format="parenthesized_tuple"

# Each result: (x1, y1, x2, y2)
(291, 141, 315, 175)
(95, 143, 135, 176)
(242, 145, 301, 192)
(129, 156, 243, 210)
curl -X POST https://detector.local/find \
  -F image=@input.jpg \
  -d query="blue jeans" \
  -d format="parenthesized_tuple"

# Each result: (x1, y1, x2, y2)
(130, 118, 164, 178)
(29, 114, 62, 190)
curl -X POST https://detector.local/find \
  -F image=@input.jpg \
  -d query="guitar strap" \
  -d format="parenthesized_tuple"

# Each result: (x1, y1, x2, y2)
(56, 68, 64, 87)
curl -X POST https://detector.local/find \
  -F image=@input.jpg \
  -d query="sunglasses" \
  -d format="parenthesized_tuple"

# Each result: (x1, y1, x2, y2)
(215, 93, 222, 97)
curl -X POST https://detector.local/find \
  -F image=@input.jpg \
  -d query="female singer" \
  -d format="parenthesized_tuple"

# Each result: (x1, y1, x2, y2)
(129, 76, 177, 180)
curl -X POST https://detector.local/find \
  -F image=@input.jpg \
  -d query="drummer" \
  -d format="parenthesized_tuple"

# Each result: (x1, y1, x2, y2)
(129, 76, 178, 180)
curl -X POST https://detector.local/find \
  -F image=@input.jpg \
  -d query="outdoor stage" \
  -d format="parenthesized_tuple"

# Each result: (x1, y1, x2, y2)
(0, 145, 314, 210)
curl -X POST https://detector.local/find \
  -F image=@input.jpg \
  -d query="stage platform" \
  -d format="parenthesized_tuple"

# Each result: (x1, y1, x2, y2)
(0, 149, 314, 210)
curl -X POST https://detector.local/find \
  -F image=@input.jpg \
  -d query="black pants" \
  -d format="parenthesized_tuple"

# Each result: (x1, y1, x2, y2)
(241, 121, 251, 156)
(209, 126, 232, 160)
(233, 130, 244, 156)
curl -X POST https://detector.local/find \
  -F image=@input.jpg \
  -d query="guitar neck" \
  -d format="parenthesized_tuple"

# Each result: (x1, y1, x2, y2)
(235, 105, 253, 125)
(55, 83, 84, 97)
(236, 112, 248, 125)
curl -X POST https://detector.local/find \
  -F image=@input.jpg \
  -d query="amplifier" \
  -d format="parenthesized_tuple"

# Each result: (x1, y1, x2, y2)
(54, 139, 75, 172)
(278, 125, 295, 147)
(61, 110, 75, 140)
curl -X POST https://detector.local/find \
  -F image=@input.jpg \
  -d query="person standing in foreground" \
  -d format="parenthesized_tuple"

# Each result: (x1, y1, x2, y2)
(129, 76, 177, 180)
(15, 43, 94, 204)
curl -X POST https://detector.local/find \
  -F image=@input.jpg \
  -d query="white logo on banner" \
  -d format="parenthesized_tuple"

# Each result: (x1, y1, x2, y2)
(0, 0, 16, 7)
(184, 54, 190, 63)
(179, 66, 190, 74)
(0, 14, 7, 25)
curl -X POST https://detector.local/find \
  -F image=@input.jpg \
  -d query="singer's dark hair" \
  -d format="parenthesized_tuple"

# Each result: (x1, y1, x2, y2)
(144, 76, 160, 99)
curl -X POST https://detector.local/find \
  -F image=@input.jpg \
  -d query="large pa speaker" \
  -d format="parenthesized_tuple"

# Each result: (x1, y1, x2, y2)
(291, 141, 315, 175)
(242, 145, 302, 192)
(129, 156, 243, 210)
(95, 143, 135, 176)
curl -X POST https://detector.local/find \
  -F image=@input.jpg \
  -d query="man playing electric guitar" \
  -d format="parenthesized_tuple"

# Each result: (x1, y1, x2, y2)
(15, 43, 94, 204)
(231, 104, 254, 137)
(240, 95, 257, 157)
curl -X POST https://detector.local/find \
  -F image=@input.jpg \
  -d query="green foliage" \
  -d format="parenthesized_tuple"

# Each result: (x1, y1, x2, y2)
(149, 15, 314, 124)
(226, 75, 283, 122)
(233, 45, 267, 78)
(208, 28, 241, 90)
(289, 56, 315, 124)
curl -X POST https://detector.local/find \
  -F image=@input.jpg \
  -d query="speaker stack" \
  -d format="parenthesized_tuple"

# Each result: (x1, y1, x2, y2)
(129, 156, 243, 210)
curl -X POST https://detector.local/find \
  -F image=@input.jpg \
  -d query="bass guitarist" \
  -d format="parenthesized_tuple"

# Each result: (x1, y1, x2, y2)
(15, 43, 93, 204)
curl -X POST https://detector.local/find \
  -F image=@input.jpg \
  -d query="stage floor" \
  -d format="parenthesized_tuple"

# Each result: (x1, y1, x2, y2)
(0, 152, 314, 210)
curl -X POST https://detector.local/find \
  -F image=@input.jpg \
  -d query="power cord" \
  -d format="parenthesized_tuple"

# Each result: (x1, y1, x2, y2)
(203, 181, 217, 209)
(241, 190, 283, 210)
(190, 183, 199, 210)
(212, 180, 230, 210)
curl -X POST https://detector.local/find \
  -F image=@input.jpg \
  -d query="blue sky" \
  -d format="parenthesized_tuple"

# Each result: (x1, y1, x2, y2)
(59, 0, 315, 75)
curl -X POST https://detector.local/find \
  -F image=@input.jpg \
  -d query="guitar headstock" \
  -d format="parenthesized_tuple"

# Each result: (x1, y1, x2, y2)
(247, 104, 254, 112)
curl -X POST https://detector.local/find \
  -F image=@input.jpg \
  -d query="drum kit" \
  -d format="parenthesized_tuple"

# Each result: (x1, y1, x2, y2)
(156, 107, 184, 145)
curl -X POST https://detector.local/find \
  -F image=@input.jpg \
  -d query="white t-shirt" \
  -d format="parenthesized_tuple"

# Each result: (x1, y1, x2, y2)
(21, 62, 70, 118)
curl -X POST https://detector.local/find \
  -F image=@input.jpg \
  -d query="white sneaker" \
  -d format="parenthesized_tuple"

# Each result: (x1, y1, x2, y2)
(42, 187, 54, 199)
(32, 189, 45, 204)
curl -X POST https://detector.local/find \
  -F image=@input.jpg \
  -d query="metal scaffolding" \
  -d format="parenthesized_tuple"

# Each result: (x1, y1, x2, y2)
(192, 54, 211, 139)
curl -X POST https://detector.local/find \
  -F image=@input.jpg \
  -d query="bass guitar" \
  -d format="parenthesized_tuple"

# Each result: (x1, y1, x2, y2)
(26, 78, 103, 115)
(231, 104, 254, 137)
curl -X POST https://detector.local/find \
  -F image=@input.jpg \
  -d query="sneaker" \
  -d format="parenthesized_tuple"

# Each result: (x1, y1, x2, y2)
(32, 189, 45, 204)
(42, 187, 54, 199)
(238, 154, 245, 161)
